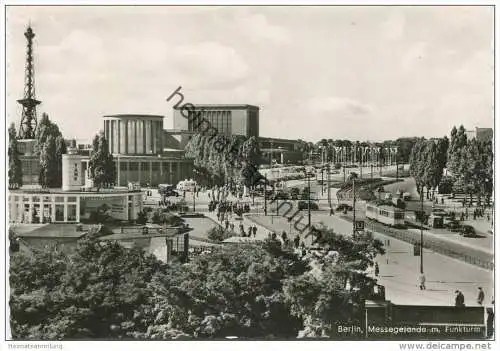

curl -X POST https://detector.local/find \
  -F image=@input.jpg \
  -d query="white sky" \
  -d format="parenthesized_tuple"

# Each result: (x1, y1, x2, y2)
(5, 5, 494, 143)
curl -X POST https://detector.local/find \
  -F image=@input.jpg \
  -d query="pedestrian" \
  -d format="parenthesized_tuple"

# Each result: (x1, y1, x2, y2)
(225, 220, 229, 231)
(418, 273, 426, 290)
(375, 263, 380, 277)
(477, 287, 485, 305)
(294, 235, 300, 248)
(330, 207, 334, 216)
(455, 290, 465, 307)
(252, 225, 257, 237)
(281, 231, 287, 243)
(230, 223, 235, 232)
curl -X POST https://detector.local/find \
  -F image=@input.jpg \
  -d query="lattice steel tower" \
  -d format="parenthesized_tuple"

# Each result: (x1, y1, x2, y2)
(17, 25, 41, 139)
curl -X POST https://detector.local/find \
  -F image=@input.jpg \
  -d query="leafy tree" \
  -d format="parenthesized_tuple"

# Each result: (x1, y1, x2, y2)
(10, 238, 166, 339)
(151, 210, 162, 224)
(141, 244, 306, 339)
(88, 131, 115, 189)
(8, 123, 23, 189)
(283, 225, 384, 338)
(136, 210, 147, 225)
(394, 137, 419, 164)
(39, 135, 58, 188)
(9, 228, 20, 253)
(207, 226, 226, 242)
(460, 139, 493, 206)
(35, 114, 66, 188)
(447, 125, 468, 189)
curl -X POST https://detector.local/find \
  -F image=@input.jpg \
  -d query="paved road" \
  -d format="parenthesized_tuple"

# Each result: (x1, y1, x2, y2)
(246, 211, 494, 307)
(144, 186, 493, 306)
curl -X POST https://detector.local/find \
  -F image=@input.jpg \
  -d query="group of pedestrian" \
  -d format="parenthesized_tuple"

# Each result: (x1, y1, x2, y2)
(453, 287, 487, 307)
(239, 224, 258, 238)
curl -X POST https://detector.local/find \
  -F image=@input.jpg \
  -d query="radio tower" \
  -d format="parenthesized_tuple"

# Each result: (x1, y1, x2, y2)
(17, 25, 41, 139)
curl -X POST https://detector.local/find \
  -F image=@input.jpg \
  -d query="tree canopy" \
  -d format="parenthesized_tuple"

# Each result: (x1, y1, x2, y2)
(35, 114, 66, 188)
(10, 225, 385, 340)
(88, 131, 116, 189)
(185, 134, 262, 187)
(8, 123, 23, 189)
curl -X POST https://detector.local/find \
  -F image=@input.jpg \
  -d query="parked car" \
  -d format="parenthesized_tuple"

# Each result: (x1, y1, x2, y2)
(432, 209, 447, 217)
(336, 204, 353, 212)
(298, 201, 319, 211)
(272, 191, 290, 200)
(444, 220, 461, 232)
(460, 225, 476, 238)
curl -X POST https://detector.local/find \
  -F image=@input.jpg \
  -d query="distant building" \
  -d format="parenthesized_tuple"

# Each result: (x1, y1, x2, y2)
(16, 114, 195, 187)
(173, 104, 260, 138)
(475, 127, 493, 142)
(258, 136, 303, 164)
(465, 127, 493, 142)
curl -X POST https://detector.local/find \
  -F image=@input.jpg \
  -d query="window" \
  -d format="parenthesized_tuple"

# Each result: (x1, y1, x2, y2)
(394, 212, 404, 220)
(32, 196, 40, 203)
(67, 197, 77, 203)
(120, 162, 128, 171)
(152, 162, 160, 171)
(43, 196, 51, 202)
(67, 204, 77, 221)
(55, 204, 64, 221)
(55, 196, 65, 203)
(129, 162, 138, 171)
(141, 162, 149, 171)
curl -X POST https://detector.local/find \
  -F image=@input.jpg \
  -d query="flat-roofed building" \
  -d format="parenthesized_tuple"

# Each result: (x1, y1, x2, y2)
(173, 104, 259, 138)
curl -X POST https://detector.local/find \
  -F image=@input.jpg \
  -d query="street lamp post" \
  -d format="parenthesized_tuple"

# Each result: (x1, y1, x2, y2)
(352, 177, 356, 236)
(327, 164, 331, 209)
(321, 167, 324, 196)
(307, 173, 311, 229)
(264, 175, 268, 216)
(420, 188, 424, 273)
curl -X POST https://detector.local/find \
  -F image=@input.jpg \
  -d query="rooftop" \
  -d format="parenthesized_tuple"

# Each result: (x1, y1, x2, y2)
(11, 187, 142, 195)
(174, 104, 259, 110)
(13, 224, 87, 238)
(103, 114, 164, 119)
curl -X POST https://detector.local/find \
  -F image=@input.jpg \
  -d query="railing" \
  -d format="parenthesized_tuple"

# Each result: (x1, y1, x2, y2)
(361, 218, 493, 270)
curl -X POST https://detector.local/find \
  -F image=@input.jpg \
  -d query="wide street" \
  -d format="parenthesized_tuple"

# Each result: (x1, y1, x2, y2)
(146, 182, 494, 308)
(247, 210, 494, 307)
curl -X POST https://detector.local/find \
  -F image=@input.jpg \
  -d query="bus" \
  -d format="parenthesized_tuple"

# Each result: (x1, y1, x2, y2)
(177, 179, 197, 192)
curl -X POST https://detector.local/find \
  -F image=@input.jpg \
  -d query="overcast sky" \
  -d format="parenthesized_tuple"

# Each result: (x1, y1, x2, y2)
(6, 6, 493, 143)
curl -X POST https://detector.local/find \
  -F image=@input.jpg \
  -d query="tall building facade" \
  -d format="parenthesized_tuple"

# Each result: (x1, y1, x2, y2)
(101, 114, 193, 186)
(103, 114, 164, 155)
(173, 104, 260, 138)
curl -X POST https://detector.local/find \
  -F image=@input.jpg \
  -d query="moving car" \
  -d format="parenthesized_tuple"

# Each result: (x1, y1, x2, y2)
(298, 201, 319, 211)
(444, 220, 461, 232)
(460, 225, 476, 238)
(272, 191, 290, 200)
(336, 204, 353, 212)
(158, 184, 179, 197)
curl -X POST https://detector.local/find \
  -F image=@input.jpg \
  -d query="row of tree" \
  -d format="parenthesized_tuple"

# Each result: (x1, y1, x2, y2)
(409, 125, 493, 205)
(447, 126, 493, 205)
(409, 137, 449, 199)
(184, 134, 261, 187)
(10, 225, 384, 339)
